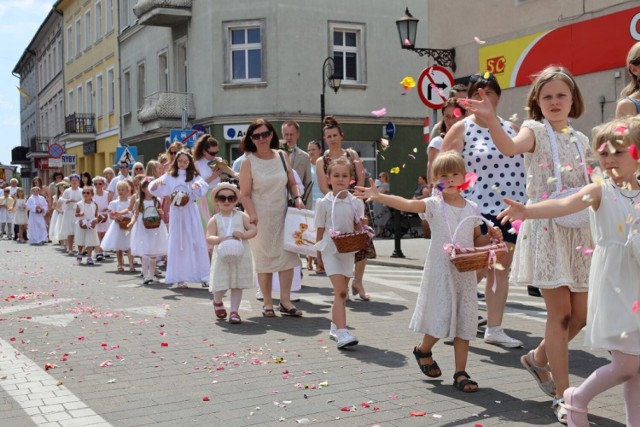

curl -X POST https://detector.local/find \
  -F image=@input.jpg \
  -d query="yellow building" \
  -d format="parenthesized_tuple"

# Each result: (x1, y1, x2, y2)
(55, 0, 119, 176)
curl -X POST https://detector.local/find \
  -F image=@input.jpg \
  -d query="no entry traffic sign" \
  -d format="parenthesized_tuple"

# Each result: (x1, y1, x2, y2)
(417, 65, 454, 110)
(48, 143, 64, 159)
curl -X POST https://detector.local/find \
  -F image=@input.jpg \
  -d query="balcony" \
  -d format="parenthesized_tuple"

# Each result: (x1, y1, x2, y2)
(137, 91, 195, 132)
(26, 136, 52, 159)
(58, 113, 96, 144)
(133, 0, 192, 27)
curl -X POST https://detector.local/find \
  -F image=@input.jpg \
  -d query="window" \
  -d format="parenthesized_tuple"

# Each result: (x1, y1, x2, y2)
(158, 51, 168, 91)
(122, 69, 131, 114)
(66, 26, 73, 61)
(137, 62, 145, 109)
(77, 85, 83, 113)
(95, 1, 102, 40)
(96, 74, 103, 117)
(52, 45, 57, 75)
(119, 0, 129, 30)
(75, 19, 81, 58)
(84, 11, 92, 49)
(331, 23, 365, 84)
(106, 0, 113, 32)
(68, 90, 74, 114)
(86, 80, 93, 114)
(225, 21, 263, 82)
(107, 68, 114, 113)
(175, 39, 188, 92)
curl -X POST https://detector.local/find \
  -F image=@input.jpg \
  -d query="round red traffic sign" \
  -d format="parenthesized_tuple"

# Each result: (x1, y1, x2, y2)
(48, 143, 64, 159)
(417, 65, 454, 110)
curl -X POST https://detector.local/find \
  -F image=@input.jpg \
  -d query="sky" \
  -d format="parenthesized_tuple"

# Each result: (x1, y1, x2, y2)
(0, 0, 53, 167)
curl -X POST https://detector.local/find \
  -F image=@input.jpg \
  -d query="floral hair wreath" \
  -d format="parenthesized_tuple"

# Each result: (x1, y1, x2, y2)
(69, 173, 81, 181)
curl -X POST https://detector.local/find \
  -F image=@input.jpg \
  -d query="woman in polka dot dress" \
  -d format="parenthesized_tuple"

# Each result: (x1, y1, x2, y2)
(463, 66, 592, 424)
(442, 73, 527, 351)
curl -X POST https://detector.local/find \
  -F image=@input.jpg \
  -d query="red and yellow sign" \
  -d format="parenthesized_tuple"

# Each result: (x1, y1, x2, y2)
(479, 7, 640, 89)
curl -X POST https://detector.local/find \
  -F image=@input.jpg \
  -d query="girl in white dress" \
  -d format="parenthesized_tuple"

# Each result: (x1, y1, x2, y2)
(128, 178, 168, 284)
(91, 176, 110, 261)
(0, 188, 14, 239)
(12, 188, 28, 243)
(356, 151, 503, 392)
(25, 186, 48, 245)
(59, 174, 83, 255)
(499, 118, 640, 427)
(150, 150, 210, 288)
(315, 158, 366, 349)
(206, 183, 256, 324)
(101, 180, 135, 272)
(49, 183, 67, 246)
(74, 186, 100, 265)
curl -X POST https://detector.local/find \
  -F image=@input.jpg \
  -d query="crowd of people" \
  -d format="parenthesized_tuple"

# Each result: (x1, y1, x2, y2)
(2, 42, 640, 426)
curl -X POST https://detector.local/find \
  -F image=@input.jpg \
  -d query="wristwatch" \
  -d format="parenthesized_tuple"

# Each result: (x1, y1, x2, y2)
(293, 195, 303, 201)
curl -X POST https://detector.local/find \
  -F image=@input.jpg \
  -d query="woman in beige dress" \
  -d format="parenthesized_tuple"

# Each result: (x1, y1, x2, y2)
(239, 119, 305, 317)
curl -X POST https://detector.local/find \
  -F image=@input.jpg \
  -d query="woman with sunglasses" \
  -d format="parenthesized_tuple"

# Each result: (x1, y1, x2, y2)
(239, 119, 304, 317)
(441, 73, 527, 349)
(616, 42, 640, 118)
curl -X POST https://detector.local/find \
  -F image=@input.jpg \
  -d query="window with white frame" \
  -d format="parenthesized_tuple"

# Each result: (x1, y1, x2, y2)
(225, 20, 263, 82)
(96, 74, 103, 117)
(68, 90, 74, 114)
(66, 26, 73, 62)
(84, 10, 91, 50)
(119, 0, 129, 30)
(106, 0, 113, 32)
(158, 51, 168, 91)
(77, 85, 83, 113)
(95, 1, 102, 41)
(137, 62, 145, 109)
(107, 68, 114, 113)
(122, 69, 131, 114)
(75, 19, 81, 58)
(330, 23, 365, 84)
(86, 80, 93, 114)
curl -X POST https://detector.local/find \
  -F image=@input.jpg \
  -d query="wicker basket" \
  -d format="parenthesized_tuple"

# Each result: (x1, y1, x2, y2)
(142, 206, 161, 229)
(330, 190, 369, 254)
(115, 217, 130, 230)
(444, 215, 507, 272)
(170, 185, 190, 207)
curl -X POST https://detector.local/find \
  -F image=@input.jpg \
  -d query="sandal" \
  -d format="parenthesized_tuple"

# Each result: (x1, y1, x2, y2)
(412, 346, 442, 378)
(262, 306, 276, 317)
(228, 311, 241, 324)
(279, 303, 302, 317)
(520, 350, 556, 398)
(561, 387, 588, 426)
(351, 282, 371, 301)
(117, 265, 124, 272)
(213, 301, 227, 319)
(453, 370, 479, 393)
(552, 397, 568, 425)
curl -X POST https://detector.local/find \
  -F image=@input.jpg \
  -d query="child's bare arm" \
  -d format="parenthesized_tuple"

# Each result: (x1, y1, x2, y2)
(205, 217, 224, 246)
(233, 212, 257, 240)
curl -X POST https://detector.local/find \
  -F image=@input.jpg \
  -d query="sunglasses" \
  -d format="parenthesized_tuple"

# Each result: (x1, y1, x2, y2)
(250, 130, 272, 141)
(207, 150, 219, 156)
(215, 194, 237, 203)
(120, 164, 130, 168)
(95, 182, 104, 186)
(631, 57, 640, 66)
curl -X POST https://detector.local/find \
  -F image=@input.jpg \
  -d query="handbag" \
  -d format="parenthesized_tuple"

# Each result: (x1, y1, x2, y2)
(283, 207, 317, 257)
(330, 190, 369, 253)
(544, 119, 590, 228)
(216, 213, 244, 264)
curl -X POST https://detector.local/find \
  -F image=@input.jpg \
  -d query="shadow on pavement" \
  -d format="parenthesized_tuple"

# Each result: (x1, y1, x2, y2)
(337, 344, 407, 368)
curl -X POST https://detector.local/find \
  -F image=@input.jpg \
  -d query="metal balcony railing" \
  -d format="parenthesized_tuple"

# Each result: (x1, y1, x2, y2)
(64, 113, 95, 134)
(137, 91, 195, 123)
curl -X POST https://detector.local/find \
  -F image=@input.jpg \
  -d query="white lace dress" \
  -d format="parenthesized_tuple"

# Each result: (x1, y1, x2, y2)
(130, 199, 168, 258)
(409, 196, 480, 340)
(510, 120, 592, 291)
(209, 211, 254, 292)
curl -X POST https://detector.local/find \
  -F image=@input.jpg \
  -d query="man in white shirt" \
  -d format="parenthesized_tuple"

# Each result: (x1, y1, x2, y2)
(281, 121, 312, 209)
(107, 161, 130, 202)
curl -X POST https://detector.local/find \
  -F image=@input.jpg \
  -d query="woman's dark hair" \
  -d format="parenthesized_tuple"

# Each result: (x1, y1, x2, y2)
(80, 172, 93, 188)
(467, 72, 502, 99)
(439, 98, 465, 134)
(322, 115, 344, 136)
(32, 176, 43, 188)
(242, 119, 279, 152)
(168, 150, 198, 182)
(193, 134, 219, 161)
(134, 178, 159, 216)
(53, 172, 64, 180)
(308, 140, 322, 150)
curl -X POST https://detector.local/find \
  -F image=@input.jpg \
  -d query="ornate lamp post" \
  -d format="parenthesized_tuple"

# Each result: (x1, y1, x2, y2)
(395, 7, 456, 72)
(320, 57, 341, 150)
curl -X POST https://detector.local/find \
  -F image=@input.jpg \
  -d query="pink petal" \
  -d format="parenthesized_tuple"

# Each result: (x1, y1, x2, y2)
(629, 145, 639, 160)
(473, 36, 486, 45)
(453, 107, 463, 118)
(161, 342, 168, 347)
(371, 108, 387, 117)
(202, 396, 210, 401)
(511, 219, 522, 234)
(403, 38, 411, 46)
(632, 301, 640, 313)
(380, 138, 389, 148)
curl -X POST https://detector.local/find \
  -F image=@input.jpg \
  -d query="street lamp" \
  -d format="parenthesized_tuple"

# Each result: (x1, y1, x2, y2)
(320, 56, 341, 150)
(395, 7, 456, 72)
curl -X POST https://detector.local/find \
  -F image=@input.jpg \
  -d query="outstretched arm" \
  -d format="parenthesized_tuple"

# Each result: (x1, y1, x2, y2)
(354, 178, 426, 214)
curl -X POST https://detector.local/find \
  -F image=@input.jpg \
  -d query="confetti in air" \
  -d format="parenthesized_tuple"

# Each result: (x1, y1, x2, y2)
(576, 246, 594, 256)
(371, 108, 387, 117)
(473, 36, 486, 45)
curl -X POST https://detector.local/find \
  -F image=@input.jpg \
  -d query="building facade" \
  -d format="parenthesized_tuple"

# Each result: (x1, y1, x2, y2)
(119, 0, 431, 195)
(55, 0, 120, 176)
(427, 1, 640, 134)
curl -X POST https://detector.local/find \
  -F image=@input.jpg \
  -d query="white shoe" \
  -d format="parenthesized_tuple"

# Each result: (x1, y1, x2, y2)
(256, 290, 263, 301)
(484, 328, 523, 348)
(290, 293, 300, 302)
(329, 323, 338, 341)
(336, 329, 358, 349)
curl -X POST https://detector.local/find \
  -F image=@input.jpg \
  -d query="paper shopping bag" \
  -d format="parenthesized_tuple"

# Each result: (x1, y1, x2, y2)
(283, 207, 317, 257)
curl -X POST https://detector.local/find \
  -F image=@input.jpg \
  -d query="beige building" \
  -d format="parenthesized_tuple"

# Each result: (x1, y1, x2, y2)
(55, 0, 120, 176)
(427, 1, 640, 134)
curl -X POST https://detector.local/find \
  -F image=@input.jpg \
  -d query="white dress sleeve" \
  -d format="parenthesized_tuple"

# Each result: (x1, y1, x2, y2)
(149, 173, 172, 198)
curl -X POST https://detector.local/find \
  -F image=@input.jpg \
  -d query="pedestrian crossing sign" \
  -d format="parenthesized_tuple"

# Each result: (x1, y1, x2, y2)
(116, 146, 138, 166)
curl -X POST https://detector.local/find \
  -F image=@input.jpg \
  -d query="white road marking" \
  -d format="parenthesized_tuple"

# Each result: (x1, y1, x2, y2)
(25, 313, 77, 327)
(0, 338, 113, 426)
(0, 299, 73, 315)
(121, 306, 168, 318)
